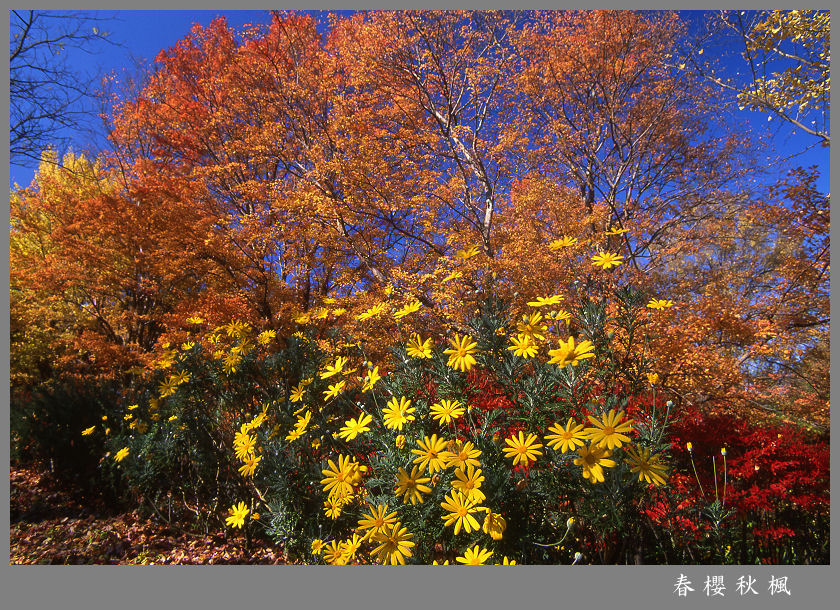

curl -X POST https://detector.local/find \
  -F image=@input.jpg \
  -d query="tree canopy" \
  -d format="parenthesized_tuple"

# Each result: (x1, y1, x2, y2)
(11, 10, 829, 430)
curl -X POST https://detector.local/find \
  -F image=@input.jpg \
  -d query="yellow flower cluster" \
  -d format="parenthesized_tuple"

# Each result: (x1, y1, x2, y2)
(157, 369, 191, 398)
(285, 408, 311, 442)
(548, 336, 595, 368)
(203, 296, 671, 563)
(233, 410, 267, 478)
(542, 411, 667, 485)
(320, 454, 368, 520)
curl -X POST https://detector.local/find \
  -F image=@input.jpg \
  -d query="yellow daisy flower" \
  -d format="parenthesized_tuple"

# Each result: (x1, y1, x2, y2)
(624, 446, 668, 486)
(225, 501, 249, 528)
(361, 366, 381, 392)
(338, 412, 373, 442)
(238, 454, 262, 477)
(394, 300, 422, 320)
(455, 244, 481, 260)
(257, 330, 276, 345)
(341, 533, 362, 563)
(234, 433, 256, 460)
(382, 396, 416, 431)
(430, 399, 465, 425)
(395, 465, 432, 505)
(548, 236, 578, 250)
(411, 434, 449, 474)
(357, 503, 399, 543)
(158, 376, 179, 398)
(320, 356, 348, 379)
(321, 454, 357, 500)
(647, 298, 674, 310)
(483, 511, 507, 541)
(584, 409, 634, 450)
(502, 430, 543, 466)
(508, 333, 539, 358)
(516, 312, 547, 342)
(323, 380, 346, 400)
(406, 333, 433, 359)
(440, 490, 483, 535)
(371, 522, 415, 565)
(443, 334, 478, 372)
(574, 444, 617, 483)
(548, 336, 595, 368)
(456, 545, 493, 565)
(545, 418, 587, 453)
(442, 439, 481, 470)
(357, 302, 388, 321)
(451, 463, 486, 503)
(591, 252, 624, 270)
(527, 295, 563, 307)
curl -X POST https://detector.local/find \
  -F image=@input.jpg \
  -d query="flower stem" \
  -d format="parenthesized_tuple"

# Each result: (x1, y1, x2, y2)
(689, 453, 705, 499)
(533, 529, 571, 548)
(712, 455, 719, 504)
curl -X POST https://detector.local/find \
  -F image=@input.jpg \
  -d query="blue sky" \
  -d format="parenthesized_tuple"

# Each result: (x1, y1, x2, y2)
(8, 10, 829, 194)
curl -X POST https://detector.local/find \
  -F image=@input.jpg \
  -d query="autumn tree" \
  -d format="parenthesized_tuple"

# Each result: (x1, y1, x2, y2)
(645, 166, 829, 429)
(698, 10, 830, 146)
(10, 151, 215, 380)
(105, 15, 392, 327)
(104, 12, 527, 344)
(25, 9, 825, 421)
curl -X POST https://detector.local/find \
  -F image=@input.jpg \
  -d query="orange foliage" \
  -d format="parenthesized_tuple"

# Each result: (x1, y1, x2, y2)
(11, 11, 828, 429)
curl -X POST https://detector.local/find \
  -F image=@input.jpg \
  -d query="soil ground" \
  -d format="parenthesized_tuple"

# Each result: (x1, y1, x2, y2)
(9, 464, 285, 564)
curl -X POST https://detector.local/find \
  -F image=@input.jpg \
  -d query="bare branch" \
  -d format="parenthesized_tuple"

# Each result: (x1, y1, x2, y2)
(9, 10, 121, 166)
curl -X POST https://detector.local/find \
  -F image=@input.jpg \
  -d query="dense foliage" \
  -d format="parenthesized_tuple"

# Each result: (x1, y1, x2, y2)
(10, 10, 829, 564)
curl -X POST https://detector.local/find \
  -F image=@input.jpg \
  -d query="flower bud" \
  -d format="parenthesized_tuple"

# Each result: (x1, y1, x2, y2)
(686, 442, 693, 452)
(566, 517, 575, 529)
(573, 552, 583, 564)
(666, 400, 673, 407)
(721, 447, 727, 456)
